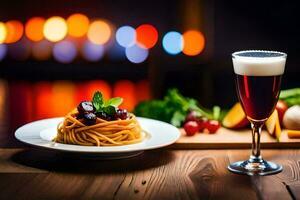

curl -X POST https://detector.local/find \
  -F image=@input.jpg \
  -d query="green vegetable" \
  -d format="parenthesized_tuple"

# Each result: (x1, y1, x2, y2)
(171, 111, 186, 127)
(105, 97, 123, 107)
(92, 91, 123, 114)
(92, 91, 103, 111)
(213, 106, 221, 121)
(280, 88, 300, 107)
(280, 88, 300, 99)
(103, 105, 117, 115)
(134, 88, 222, 127)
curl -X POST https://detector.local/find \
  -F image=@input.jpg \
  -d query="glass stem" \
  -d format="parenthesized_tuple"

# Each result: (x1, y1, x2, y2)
(250, 122, 264, 162)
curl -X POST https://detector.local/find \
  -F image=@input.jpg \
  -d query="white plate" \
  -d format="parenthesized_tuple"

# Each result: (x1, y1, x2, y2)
(15, 117, 180, 156)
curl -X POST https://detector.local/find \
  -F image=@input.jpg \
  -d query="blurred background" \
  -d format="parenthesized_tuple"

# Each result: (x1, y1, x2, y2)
(0, 0, 299, 144)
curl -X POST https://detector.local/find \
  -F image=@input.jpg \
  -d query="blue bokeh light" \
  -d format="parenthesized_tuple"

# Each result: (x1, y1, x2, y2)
(125, 44, 148, 64)
(82, 41, 105, 62)
(116, 26, 136, 48)
(0, 44, 7, 61)
(53, 40, 77, 63)
(162, 31, 183, 55)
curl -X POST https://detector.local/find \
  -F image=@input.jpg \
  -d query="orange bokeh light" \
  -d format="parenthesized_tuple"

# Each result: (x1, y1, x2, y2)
(0, 22, 7, 44)
(51, 81, 76, 117)
(87, 20, 111, 45)
(136, 24, 158, 49)
(25, 17, 45, 42)
(5, 20, 24, 43)
(113, 80, 136, 111)
(76, 80, 112, 103)
(67, 13, 89, 38)
(182, 30, 205, 56)
(34, 82, 53, 119)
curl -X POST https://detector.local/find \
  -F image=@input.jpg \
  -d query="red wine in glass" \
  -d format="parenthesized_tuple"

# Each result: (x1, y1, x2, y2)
(235, 74, 282, 121)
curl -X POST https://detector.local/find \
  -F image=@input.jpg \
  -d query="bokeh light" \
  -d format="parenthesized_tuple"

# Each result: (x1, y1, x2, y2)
(67, 13, 89, 38)
(125, 44, 148, 63)
(162, 31, 183, 55)
(0, 44, 7, 61)
(182, 30, 205, 56)
(81, 41, 105, 62)
(136, 24, 158, 49)
(113, 80, 136, 111)
(43, 16, 67, 42)
(0, 80, 8, 121)
(86, 80, 111, 100)
(32, 40, 52, 60)
(76, 80, 111, 104)
(53, 40, 77, 63)
(116, 25, 135, 47)
(0, 22, 7, 44)
(5, 20, 24, 43)
(136, 80, 151, 102)
(87, 20, 111, 45)
(34, 82, 53, 119)
(25, 17, 45, 42)
(8, 37, 31, 60)
(51, 81, 76, 117)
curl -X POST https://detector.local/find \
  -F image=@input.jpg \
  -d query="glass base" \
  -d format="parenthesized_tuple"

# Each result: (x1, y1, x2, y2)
(228, 157, 282, 176)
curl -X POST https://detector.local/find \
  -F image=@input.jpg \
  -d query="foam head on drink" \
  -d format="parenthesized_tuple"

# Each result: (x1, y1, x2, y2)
(232, 50, 286, 121)
(233, 51, 286, 76)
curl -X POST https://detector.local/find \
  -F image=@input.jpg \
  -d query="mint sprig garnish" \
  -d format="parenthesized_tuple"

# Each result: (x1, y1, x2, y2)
(92, 91, 103, 111)
(92, 91, 123, 115)
(104, 97, 123, 107)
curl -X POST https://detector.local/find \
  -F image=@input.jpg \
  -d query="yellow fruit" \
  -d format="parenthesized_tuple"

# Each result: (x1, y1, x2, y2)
(222, 103, 249, 129)
(265, 110, 281, 142)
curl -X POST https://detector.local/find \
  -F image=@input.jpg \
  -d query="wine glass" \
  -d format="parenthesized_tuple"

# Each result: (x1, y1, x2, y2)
(228, 50, 287, 175)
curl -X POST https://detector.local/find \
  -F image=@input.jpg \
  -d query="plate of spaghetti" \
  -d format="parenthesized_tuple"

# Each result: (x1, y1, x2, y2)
(15, 91, 180, 158)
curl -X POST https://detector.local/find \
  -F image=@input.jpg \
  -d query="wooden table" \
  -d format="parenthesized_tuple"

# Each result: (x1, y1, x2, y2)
(1, 147, 300, 200)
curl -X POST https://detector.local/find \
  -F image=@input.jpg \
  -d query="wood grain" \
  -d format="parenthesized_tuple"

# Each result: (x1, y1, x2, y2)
(1, 148, 300, 199)
(173, 128, 300, 149)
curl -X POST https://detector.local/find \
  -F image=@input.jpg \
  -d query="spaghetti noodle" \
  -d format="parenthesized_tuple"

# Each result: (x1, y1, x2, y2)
(55, 110, 143, 146)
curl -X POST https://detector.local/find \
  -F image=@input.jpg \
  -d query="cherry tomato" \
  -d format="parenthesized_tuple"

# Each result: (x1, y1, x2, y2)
(183, 121, 199, 136)
(205, 120, 221, 134)
(197, 117, 208, 132)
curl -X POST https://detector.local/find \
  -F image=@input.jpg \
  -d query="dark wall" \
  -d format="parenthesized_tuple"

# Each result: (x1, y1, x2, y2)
(211, 0, 300, 107)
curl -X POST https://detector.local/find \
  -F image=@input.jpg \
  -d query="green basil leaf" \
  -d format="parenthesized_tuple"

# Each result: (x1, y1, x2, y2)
(92, 91, 103, 111)
(105, 97, 123, 107)
(103, 106, 116, 115)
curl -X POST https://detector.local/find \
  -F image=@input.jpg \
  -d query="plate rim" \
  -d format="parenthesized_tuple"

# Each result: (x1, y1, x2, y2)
(15, 117, 180, 154)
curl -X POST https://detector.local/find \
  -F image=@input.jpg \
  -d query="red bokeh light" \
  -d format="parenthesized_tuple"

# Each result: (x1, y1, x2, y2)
(136, 24, 158, 49)
(34, 82, 53, 119)
(113, 80, 136, 111)
(136, 80, 151, 102)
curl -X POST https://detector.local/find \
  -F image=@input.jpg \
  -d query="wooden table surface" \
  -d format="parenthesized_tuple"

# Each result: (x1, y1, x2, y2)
(1, 147, 300, 200)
